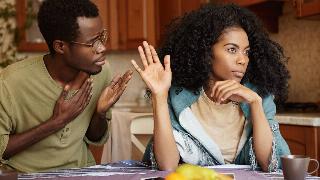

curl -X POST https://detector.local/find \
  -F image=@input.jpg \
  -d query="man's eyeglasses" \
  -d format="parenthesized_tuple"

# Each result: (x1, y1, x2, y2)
(70, 29, 108, 53)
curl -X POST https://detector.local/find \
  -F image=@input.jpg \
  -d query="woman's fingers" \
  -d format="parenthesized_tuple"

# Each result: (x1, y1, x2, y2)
(164, 55, 171, 72)
(215, 81, 236, 102)
(211, 81, 224, 100)
(217, 83, 239, 102)
(131, 60, 143, 74)
(150, 45, 160, 63)
(143, 41, 154, 64)
(138, 46, 148, 68)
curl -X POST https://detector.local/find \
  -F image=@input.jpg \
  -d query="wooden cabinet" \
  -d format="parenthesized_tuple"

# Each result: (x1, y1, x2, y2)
(156, 0, 207, 45)
(293, 0, 320, 17)
(101, 0, 206, 50)
(15, 0, 206, 52)
(15, 0, 112, 52)
(280, 124, 320, 176)
(16, 0, 48, 52)
(117, 0, 156, 50)
(219, 0, 284, 33)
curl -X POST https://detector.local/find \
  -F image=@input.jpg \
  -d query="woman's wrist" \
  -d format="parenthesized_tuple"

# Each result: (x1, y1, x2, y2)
(249, 94, 262, 107)
(152, 91, 169, 99)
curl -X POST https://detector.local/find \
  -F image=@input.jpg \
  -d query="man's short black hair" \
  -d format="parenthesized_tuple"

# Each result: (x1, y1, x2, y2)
(37, 0, 99, 54)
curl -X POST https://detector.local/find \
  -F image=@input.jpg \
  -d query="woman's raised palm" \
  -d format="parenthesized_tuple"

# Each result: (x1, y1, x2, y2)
(131, 41, 172, 95)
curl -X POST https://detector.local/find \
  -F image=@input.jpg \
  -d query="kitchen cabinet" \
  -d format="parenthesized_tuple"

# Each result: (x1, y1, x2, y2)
(15, 0, 206, 52)
(219, 0, 284, 33)
(293, 0, 320, 17)
(16, 0, 47, 52)
(277, 113, 320, 176)
(279, 125, 320, 176)
(15, 0, 112, 52)
(116, 0, 157, 50)
(156, 0, 207, 44)
(100, 0, 206, 50)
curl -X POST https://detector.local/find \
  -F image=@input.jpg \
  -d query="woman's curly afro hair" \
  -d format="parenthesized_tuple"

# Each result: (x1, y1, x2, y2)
(158, 3, 290, 103)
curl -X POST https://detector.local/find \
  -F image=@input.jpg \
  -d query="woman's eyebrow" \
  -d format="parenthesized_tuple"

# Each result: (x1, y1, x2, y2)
(224, 43, 250, 49)
(224, 43, 239, 48)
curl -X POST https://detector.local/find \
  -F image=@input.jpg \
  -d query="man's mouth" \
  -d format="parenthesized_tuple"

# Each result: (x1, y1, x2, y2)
(94, 56, 106, 66)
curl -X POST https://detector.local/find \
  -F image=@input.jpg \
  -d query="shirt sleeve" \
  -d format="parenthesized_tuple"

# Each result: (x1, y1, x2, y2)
(262, 95, 291, 171)
(0, 79, 14, 163)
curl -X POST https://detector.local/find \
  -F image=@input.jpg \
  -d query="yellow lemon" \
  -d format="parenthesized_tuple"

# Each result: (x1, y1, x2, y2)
(165, 172, 186, 180)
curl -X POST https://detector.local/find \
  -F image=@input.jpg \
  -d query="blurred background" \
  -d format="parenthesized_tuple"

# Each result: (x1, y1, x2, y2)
(1, 0, 319, 107)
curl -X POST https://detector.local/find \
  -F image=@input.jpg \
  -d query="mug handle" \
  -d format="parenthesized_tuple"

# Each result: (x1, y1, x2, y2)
(308, 159, 319, 175)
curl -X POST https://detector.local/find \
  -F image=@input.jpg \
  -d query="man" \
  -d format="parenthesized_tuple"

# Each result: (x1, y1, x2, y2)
(0, 0, 132, 172)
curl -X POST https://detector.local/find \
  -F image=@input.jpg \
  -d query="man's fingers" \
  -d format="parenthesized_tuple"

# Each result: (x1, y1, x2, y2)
(60, 85, 70, 100)
(123, 69, 133, 79)
(75, 79, 91, 102)
(79, 84, 93, 109)
(110, 74, 121, 87)
(122, 70, 133, 84)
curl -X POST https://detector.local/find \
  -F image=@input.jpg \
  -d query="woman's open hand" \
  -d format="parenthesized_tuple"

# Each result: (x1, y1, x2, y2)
(131, 41, 172, 96)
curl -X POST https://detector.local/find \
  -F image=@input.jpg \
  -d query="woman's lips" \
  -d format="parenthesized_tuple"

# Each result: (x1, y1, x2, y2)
(232, 71, 244, 78)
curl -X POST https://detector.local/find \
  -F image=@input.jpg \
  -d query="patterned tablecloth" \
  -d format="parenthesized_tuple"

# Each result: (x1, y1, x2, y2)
(17, 160, 320, 180)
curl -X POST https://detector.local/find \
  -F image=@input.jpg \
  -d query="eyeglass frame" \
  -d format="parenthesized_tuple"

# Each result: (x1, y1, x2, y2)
(70, 29, 108, 53)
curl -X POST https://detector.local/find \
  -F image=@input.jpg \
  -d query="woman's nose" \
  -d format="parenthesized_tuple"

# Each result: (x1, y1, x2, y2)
(236, 54, 247, 65)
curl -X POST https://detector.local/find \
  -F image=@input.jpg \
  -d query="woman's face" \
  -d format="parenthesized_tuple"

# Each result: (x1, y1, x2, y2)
(210, 27, 250, 83)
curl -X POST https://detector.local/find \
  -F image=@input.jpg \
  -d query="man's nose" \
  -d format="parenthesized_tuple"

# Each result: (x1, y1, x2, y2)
(96, 42, 107, 54)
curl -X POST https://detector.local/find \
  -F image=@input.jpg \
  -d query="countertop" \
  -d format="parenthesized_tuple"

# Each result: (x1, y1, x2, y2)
(113, 103, 320, 127)
(276, 113, 320, 127)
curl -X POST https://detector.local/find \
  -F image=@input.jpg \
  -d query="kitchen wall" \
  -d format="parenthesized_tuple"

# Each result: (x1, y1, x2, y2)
(112, 2, 320, 105)
(270, 2, 320, 103)
(104, 51, 147, 106)
(3, 2, 320, 104)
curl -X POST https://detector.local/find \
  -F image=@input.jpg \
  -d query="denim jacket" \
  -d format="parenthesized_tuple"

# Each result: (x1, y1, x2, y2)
(143, 83, 290, 171)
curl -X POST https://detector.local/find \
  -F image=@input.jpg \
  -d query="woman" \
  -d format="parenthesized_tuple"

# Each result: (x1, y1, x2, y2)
(131, 4, 290, 172)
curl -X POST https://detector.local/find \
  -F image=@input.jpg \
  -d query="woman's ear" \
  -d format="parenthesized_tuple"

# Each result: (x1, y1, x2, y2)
(53, 40, 66, 55)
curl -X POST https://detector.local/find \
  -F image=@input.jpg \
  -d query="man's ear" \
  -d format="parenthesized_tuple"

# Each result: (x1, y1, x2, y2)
(53, 40, 67, 54)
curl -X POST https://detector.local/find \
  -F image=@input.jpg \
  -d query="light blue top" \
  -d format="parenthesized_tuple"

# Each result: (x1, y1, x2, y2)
(143, 83, 290, 172)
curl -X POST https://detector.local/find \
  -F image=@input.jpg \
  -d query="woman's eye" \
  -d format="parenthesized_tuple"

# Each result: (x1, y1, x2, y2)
(227, 47, 237, 53)
(244, 49, 250, 56)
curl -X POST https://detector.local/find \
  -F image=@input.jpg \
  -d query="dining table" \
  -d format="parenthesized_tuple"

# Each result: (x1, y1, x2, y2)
(15, 160, 320, 180)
